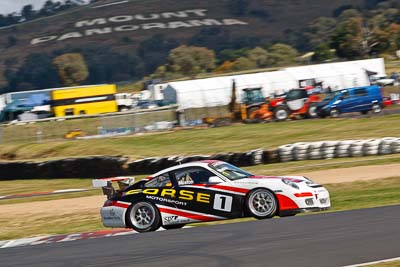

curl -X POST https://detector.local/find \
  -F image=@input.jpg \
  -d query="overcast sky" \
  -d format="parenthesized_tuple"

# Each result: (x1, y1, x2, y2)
(1, 0, 49, 14)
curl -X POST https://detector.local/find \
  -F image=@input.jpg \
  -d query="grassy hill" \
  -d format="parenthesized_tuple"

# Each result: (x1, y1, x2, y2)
(0, 0, 365, 88)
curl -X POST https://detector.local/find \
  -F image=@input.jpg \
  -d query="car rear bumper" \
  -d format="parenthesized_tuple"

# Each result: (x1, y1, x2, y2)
(100, 204, 128, 228)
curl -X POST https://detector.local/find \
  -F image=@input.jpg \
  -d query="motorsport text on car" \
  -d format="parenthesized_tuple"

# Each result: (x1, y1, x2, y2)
(93, 160, 331, 232)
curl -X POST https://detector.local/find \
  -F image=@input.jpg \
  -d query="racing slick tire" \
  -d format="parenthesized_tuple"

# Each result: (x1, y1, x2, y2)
(162, 224, 185, 230)
(126, 201, 161, 233)
(274, 106, 289, 121)
(245, 188, 278, 219)
(306, 102, 319, 118)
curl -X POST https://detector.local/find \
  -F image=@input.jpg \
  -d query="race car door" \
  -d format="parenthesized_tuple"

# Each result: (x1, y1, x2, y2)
(171, 166, 243, 221)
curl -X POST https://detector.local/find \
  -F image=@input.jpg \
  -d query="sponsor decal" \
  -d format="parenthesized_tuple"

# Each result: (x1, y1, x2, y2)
(163, 215, 178, 222)
(30, 9, 248, 45)
(126, 188, 211, 204)
(146, 195, 187, 206)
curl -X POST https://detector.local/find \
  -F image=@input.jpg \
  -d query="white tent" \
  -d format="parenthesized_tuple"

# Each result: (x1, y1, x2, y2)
(160, 58, 386, 110)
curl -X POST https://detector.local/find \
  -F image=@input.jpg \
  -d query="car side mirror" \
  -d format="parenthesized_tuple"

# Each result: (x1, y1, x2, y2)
(208, 176, 223, 184)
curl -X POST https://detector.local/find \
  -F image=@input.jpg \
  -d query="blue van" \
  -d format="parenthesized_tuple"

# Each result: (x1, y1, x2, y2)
(316, 85, 383, 118)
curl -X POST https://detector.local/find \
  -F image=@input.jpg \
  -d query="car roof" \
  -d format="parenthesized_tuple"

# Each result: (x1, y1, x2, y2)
(150, 160, 222, 177)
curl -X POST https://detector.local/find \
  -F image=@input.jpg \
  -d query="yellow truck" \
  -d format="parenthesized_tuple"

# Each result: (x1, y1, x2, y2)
(51, 84, 118, 117)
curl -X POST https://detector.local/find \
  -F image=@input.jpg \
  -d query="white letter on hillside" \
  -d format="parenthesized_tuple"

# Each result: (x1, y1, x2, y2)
(109, 15, 134, 23)
(222, 19, 248, 25)
(134, 14, 160, 20)
(30, 36, 58, 45)
(85, 27, 112, 36)
(188, 19, 222, 26)
(114, 25, 139, 31)
(141, 23, 166, 30)
(75, 18, 107, 28)
(167, 21, 193, 29)
(57, 32, 83, 41)
(162, 11, 188, 19)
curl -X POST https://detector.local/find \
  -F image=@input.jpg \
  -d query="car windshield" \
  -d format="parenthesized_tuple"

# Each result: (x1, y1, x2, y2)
(323, 91, 342, 101)
(286, 89, 308, 101)
(210, 162, 253, 180)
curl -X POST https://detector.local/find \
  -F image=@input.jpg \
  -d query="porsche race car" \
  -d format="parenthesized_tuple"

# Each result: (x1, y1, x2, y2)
(93, 160, 330, 232)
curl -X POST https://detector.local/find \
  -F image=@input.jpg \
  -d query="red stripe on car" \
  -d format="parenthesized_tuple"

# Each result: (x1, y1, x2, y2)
(294, 192, 313, 197)
(190, 184, 249, 194)
(104, 200, 130, 209)
(159, 207, 221, 222)
(276, 194, 299, 211)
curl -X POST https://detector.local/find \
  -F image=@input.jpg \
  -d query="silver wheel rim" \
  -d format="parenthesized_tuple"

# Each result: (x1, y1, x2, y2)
(372, 105, 381, 113)
(308, 106, 317, 117)
(248, 190, 276, 217)
(331, 110, 338, 117)
(276, 110, 288, 120)
(130, 202, 155, 230)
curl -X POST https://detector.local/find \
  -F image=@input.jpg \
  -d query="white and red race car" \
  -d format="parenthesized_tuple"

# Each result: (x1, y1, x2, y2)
(93, 160, 331, 232)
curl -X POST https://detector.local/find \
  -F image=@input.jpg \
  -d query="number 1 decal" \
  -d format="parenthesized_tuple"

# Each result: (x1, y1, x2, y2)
(213, 194, 233, 212)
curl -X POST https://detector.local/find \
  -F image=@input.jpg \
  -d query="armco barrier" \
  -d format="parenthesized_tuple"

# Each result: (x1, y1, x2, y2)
(1, 137, 400, 180)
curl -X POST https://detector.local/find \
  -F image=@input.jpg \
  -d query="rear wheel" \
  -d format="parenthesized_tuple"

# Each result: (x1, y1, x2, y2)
(372, 104, 382, 114)
(361, 110, 368, 115)
(274, 106, 289, 121)
(306, 102, 318, 118)
(126, 201, 161, 232)
(245, 188, 278, 219)
(163, 224, 185, 230)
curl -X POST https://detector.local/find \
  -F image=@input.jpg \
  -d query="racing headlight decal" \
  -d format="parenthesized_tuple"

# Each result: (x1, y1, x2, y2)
(281, 178, 299, 190)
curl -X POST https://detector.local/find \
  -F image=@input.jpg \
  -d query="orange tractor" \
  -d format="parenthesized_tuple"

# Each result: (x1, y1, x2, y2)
(204, 82, 321, 126)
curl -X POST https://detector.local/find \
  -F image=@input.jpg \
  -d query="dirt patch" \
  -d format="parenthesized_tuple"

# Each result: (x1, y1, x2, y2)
(299, 163, 400, 184)
(1, 163, 399, 220)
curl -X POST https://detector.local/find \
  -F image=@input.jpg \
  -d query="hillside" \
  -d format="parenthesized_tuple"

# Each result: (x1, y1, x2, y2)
(0, 0, 369, 88)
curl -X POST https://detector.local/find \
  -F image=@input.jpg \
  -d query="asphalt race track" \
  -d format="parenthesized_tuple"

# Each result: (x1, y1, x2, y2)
(1, 205, 399, 267)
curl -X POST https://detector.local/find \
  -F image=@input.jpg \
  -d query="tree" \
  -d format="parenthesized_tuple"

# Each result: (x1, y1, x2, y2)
(167, 46, 216, 75)
(305, 17, 337, 48)
(218, 48, 249, 63)
(268, 43, 299, 65)
(53, 53, 88, 86)
(21, 5, 34, 21)
(312, 44, 335, 62)
(137, 34, 178, 73)
(247, 47, 271, 67)
(232, 57, 256, 70)
(5, 53, 60, 90)
(331, 17, 364, 59)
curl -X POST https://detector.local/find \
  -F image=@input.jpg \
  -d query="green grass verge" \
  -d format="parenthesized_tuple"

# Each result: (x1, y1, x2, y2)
(0, 176, 399, 240)
(1, 114, 400, 160)
(368, 261, 400, 267)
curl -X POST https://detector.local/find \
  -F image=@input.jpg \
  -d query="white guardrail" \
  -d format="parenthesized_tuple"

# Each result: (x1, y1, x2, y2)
(278, 137, 400, 162)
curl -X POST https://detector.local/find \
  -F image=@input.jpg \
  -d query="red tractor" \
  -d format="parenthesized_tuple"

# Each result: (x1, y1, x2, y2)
(269, 88, 321, 121)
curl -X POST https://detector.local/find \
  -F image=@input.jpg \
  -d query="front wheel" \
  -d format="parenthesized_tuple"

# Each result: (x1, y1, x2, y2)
(306, 102, 318, 118)
(274, 106, 289, 121)
(372, 104, 382, 114)
(330, 108, 339, 118)
(245, 188, 278, 219)
(126, 201, 161, 232)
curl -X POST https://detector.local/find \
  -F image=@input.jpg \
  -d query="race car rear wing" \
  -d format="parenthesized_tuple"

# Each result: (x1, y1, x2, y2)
(92, 177, 134, 199)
